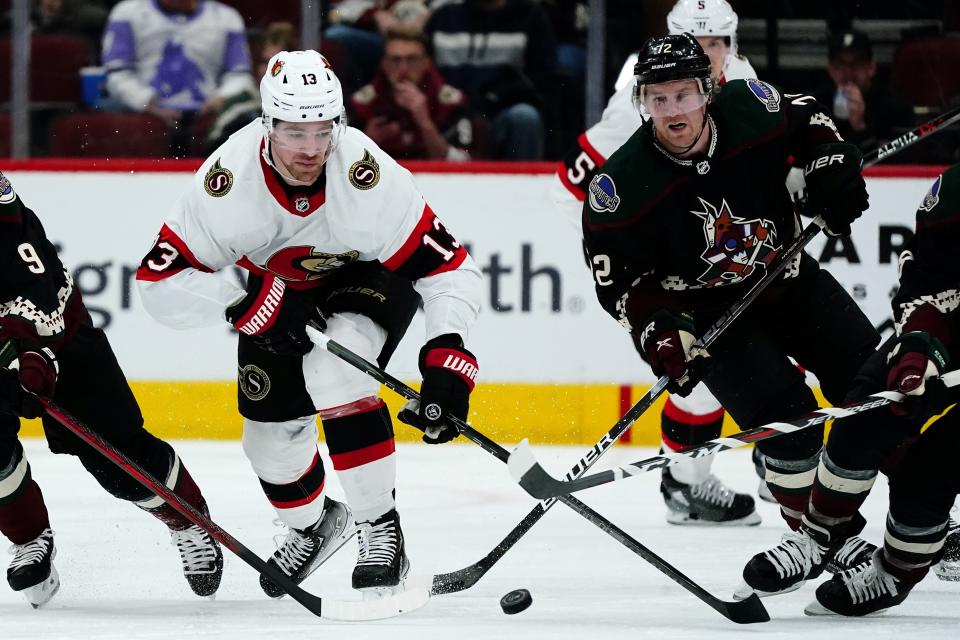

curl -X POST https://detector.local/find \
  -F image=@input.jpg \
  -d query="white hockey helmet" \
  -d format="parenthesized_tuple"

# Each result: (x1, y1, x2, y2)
(260, 50, 345, 176)
(666, 0, 739, 54)
(261, 49, 344, 124)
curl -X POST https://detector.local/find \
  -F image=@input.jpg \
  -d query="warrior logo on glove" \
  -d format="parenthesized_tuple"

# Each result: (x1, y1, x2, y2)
(398, 335, 478, 444)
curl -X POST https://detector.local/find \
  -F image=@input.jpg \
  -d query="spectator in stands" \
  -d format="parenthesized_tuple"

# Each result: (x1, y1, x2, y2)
(204, 22, 299, 152)
(101, 0, 254, 155)
(325, 1, 431, 90)
(349, 28, 473, 161)
(812, 29, 913, 154)
(0, 0, 108, 50)
(425, 0, 557, 160)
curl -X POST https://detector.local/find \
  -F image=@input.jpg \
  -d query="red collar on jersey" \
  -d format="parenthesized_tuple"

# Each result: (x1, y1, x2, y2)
(258, 139, 327, 217)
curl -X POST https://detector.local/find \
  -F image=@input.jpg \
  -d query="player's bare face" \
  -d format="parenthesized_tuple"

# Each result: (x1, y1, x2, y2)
(269, 121, 335, 184)
(645, 80, 710, 156)
(696, 36, 730, 80)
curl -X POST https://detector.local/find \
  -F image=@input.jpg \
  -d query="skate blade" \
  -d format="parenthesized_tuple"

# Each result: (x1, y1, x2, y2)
(23, 566, 60, 609)
(666, 511, 762, 527)
(733, 578, 804, 601)
(804, 600, 890, 617)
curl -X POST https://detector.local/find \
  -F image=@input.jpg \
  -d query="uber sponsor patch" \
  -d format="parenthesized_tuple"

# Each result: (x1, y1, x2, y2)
(588, 174, 621, 213)
(349, 150, 380, 190)
(204, 159, 234, 197)
(239, 364, 271, 401)
(747, 79, 780, 113)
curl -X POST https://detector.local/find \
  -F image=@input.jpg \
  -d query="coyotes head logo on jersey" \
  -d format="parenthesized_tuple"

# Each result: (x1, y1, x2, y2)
(692, 197, 779, 287)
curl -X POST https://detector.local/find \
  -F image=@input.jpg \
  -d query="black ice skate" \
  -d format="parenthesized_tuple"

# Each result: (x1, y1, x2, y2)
(170, 524, 224, 597)
(805, 550, 913, 616)
(260, 496, 354, 598)
(660, 468, 760, 526)
(7, 528, 59, 608)
(735, 527, 839, 599)
(933, 516, 960, 582)
(826, 536, 878, 574)
(352, 509, 410, 597)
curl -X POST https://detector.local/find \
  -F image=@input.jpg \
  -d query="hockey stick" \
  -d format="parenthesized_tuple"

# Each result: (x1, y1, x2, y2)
(35, 396, 430, 621)
(866, 102, 960, 165)
(509, 371, 960, 499)
(305, 326, 769, 625)
(500, 101, 960, 534)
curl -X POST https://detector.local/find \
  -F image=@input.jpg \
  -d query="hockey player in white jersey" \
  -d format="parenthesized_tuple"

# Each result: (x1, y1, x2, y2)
(136, 50, 482, 597)
(551, 0, 765, 527)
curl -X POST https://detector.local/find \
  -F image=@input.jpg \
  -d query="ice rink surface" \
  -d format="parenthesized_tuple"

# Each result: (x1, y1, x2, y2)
(4, 438, 959, 640)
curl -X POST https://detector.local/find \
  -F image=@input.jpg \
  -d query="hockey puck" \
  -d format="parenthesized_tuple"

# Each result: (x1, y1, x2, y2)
(500, 588, 533, 614)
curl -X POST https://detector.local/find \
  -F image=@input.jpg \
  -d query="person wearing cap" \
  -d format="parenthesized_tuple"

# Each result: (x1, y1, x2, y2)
(135, 50, 483, 598)
(812, 29, 912, 153)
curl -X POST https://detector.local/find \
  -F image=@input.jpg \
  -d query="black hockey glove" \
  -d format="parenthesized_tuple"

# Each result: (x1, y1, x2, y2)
(0, 347, 58, 419)
(398, 334, 477, 444)
(886, 332, 951, 419)
(225, 274, 326, 356)
(636, 310, 709, 397)
(803, 142, 868, 237)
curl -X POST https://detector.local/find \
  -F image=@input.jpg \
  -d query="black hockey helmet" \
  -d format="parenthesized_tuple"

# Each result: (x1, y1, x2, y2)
(633, 33, 714, 118)
(634, 32, 713, 88)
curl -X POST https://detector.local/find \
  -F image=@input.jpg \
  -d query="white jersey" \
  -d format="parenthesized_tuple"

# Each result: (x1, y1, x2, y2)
(136, 120, 482, 343)
(551, 53, 758, 225)
(102, 0, 253, 111)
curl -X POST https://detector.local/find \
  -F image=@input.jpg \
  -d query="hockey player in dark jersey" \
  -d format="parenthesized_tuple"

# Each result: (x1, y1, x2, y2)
(581, 33, 885, 598)
(797, 163, 960, 616)
(553, 0, 766, 527)
(0, 173, 223, 607)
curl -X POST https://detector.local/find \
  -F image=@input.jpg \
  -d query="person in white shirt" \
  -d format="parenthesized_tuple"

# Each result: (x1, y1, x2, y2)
(136, 50, 482, 598)
(101, 0, 254, 147)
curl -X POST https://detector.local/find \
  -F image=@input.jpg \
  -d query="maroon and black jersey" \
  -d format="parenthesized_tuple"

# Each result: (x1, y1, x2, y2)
(0, 173, 86, 350)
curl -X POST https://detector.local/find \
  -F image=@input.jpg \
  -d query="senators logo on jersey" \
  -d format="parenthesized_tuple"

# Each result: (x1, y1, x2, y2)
(265, 246, 360, 281)
(204, 159, 234, 197)
(349, 150, 380, 190)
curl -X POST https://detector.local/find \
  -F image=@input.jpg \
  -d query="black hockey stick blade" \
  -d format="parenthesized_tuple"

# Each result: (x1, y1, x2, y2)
(38, 396, 430, 621)
(429, 503, 547, 595)
(717, 593, 770, 624)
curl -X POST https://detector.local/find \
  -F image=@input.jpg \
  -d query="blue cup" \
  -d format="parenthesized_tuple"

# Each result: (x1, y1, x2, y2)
(80, 66, 106, 107)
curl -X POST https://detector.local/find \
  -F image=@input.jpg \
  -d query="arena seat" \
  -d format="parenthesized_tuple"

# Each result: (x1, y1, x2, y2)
(892, 35, 960, 110)
(0, 35, 94, 105)
(49, 113, 171, 157)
